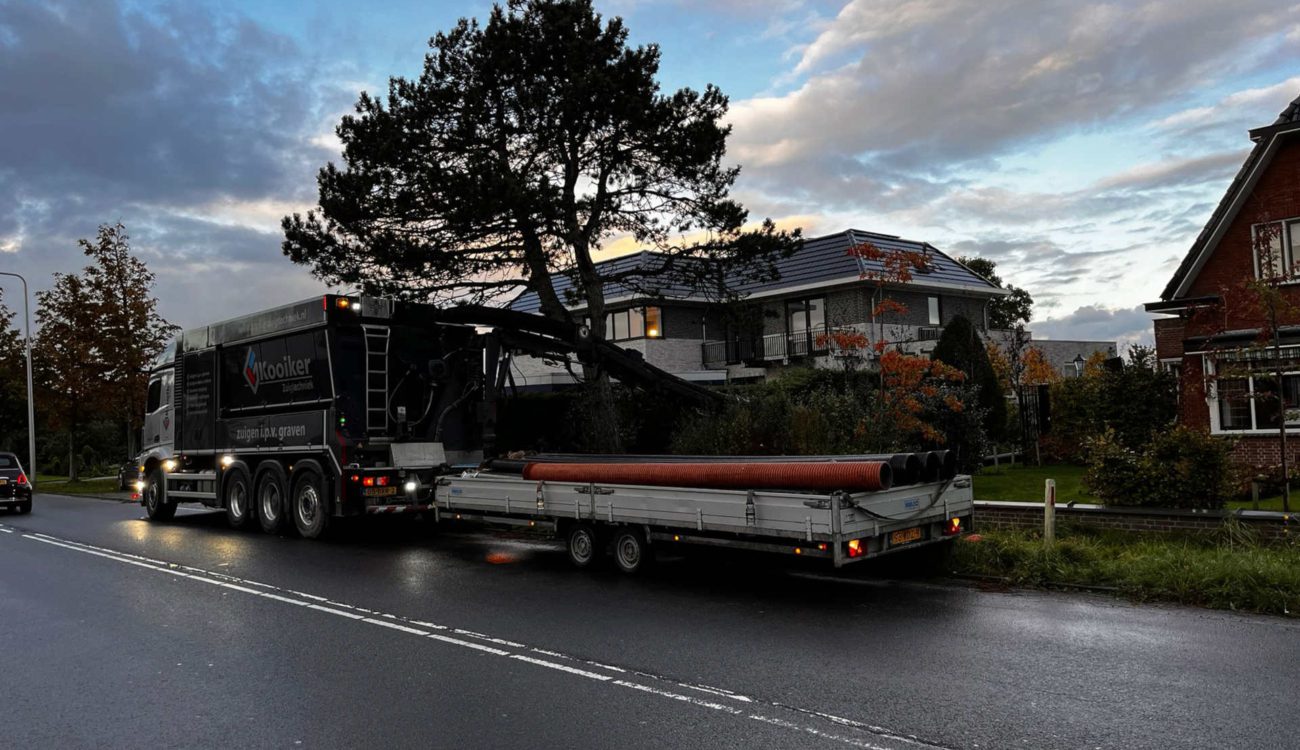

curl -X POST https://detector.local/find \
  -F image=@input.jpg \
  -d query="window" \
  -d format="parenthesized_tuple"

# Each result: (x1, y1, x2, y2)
(1213, 372, 1300, 431)
(644, 306, 662, 338)
(1252, 219, 1300, 280)
(601, 306, 663, 341)
(927, 296, 941, 326)
(785, 297, 826, 334)
(146, 378, 163, 413)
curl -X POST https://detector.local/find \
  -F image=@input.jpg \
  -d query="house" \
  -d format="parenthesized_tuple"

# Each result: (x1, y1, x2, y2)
(509, 228, 1111, 387)
(1147, 91, 1300, 468)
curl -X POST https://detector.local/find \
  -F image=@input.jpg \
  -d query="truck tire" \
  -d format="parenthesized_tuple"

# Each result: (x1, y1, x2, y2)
(143, 468, 177, 521)
(612, 528, 651, 575)
(291, 468, 329, 539)
(255, 464, 288, 535)
(223, 467, 253, 530)
(566, 524, 600, 568)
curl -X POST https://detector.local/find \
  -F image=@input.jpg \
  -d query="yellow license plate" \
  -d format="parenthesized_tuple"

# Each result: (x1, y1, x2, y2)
(364, 486, 398, 498)
(0, 478, 7, 485)
(890, 527, 923, 546)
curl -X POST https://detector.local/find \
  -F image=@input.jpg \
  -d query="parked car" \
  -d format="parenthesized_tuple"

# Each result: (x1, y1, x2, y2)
(117, 460, 139, 492)
(0, 452, 33, 514)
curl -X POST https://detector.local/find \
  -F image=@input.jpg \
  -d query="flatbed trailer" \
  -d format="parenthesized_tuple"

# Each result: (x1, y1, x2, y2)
(433, 471, 973, 571)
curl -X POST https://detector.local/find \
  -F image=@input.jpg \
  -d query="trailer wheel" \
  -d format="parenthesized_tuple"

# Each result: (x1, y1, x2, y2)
(143, 468, 176, 521)
(612, 528, 651, 575)
(291, 469, 329, 540)
(566, 524, 600, 568)
(223, 467, 253, 530)
(255, 464, 288, 534)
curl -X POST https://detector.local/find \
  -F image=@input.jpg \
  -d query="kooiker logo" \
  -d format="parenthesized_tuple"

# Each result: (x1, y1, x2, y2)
(243, 348, 311, 394)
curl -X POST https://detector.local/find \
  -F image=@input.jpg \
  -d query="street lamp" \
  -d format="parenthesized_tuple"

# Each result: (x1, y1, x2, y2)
(1072, 354, 1085, 377)
(0, 272, 36, 482)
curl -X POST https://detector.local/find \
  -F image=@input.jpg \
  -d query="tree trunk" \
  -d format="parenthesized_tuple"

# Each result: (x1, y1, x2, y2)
(580, 367, 622, 453)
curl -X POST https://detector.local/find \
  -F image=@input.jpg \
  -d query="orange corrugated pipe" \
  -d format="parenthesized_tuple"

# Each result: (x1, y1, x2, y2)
(522, 461, 892, 492)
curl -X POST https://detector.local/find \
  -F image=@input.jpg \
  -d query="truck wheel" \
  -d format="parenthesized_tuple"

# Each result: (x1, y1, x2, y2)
(143, 468, 176, 521)
(223, 467, 253, 530)
(566, 524, 600, 568)
(291, 469, 329, 539)
(612, 528, 651, 575)
(255, 465, 288, 534)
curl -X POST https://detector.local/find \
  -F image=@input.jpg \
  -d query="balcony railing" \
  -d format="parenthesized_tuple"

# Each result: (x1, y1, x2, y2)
(702, 326, 836, 368)
(702, 324, 945, 368)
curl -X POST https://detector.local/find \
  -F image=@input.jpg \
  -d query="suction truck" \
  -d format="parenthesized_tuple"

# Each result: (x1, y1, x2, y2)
(135, 295, 972, 572)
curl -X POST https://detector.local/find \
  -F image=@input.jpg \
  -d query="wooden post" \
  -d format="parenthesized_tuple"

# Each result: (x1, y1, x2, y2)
(1044, 478, 1056, 546)
(1252, 480, 1260, 511)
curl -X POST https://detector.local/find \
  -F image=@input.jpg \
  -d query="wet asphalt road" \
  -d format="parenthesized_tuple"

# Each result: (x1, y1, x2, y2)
(1, 493, 1296, 750)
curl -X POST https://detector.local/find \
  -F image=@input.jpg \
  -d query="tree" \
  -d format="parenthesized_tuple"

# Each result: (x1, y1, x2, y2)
(79, 223, 178, 459)
(955, 256, 1033, 329)
(932, 315, 1006, 440)
(283, 0, 799, 449)
(0, 291, 27, 458)
(35, 273, 106, 481)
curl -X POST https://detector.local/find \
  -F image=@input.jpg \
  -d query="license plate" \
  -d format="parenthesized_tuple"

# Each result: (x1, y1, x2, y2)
(0, 478, 7, 485)
(364, 486, 398, 498)
(890, 527, 923, 546)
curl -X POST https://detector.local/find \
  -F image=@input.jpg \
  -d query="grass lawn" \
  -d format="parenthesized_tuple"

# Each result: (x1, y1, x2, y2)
(972, 462, 1298, 513)
(972, 463, 1095, 504)
(35, 474, 122, 495)
(952, 528, 1300, 616)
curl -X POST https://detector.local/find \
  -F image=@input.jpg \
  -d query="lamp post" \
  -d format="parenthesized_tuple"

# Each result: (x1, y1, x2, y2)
(0, 272, 35, 482)
(1072, 353, 1085, 377)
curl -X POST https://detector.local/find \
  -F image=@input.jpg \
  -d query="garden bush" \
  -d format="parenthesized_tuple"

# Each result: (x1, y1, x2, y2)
(1083, 425, 1233, 509)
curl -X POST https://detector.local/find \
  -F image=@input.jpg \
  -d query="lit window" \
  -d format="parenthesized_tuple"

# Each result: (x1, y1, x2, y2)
(645, 307, 662, 338)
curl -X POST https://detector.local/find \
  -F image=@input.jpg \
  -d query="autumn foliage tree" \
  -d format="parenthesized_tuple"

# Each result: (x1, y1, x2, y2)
(36, 273, 104, 481)
(0, 291, 27, 457)
(36, 223, 175, 479)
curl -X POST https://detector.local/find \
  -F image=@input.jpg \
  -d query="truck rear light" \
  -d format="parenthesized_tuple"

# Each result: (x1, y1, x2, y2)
(362, 477, 375, 487)
(377, 476, 390, 487)
(847, 538, 864, 558)
(943, 517, 963, 536)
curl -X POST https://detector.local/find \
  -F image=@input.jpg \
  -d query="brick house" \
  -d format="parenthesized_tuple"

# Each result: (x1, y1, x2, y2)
(1147, 91, 1300, 468)
(510, 228, 1113, 388)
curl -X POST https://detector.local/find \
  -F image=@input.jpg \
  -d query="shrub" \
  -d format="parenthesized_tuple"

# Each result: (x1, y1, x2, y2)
(1084, 426, 1233, 509)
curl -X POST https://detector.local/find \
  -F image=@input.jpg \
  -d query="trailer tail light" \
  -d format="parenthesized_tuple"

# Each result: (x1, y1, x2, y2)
(847, 538, 864, 558)
(943, 517, 963, 536)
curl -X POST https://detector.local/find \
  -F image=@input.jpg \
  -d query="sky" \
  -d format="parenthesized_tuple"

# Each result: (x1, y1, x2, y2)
(1, 0, 1299, 347)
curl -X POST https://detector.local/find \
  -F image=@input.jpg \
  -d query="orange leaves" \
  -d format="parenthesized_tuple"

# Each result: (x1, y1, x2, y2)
(848, 241, 933, 286)
(876, 349, 967, 445)
(1022, 346, 1059, 386)
(816, 329, 870, 352)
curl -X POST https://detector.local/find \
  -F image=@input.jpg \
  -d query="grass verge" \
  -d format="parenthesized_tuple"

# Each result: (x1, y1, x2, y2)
(34, 476, 121, 495)
(952, 527, 1300, 617)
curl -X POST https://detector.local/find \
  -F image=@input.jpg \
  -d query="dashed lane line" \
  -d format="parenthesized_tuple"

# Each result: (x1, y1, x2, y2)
(18, 530, 954, 750)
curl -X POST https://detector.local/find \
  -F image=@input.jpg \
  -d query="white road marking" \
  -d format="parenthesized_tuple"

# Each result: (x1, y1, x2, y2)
(18, 530, 951, 750)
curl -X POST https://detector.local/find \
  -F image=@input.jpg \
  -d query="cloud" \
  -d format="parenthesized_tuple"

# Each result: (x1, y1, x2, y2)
(1032, 304, 1154, 346)
(0, 0, 343, 330)
(728, 0, 1300, 210)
